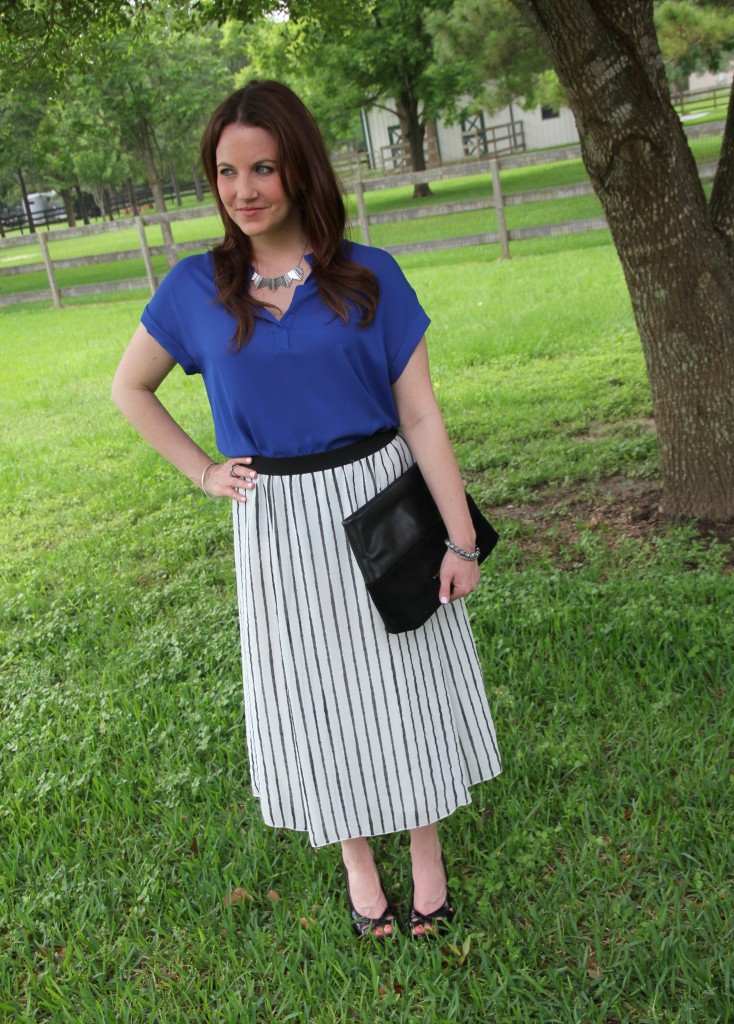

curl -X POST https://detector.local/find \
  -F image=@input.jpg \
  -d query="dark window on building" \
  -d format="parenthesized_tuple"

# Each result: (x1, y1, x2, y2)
(541, 105, 560, 120)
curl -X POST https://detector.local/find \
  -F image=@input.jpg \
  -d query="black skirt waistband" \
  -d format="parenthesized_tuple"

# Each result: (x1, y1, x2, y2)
(249, 429, 399, 476)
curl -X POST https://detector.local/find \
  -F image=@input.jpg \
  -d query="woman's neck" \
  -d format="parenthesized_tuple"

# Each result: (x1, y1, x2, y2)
(250, 223, 308, 275)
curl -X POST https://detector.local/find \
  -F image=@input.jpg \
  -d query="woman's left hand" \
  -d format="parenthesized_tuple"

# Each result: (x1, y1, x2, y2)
(438, 550, 480, 605)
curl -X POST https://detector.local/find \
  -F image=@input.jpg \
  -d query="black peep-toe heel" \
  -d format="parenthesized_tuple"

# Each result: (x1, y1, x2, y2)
(343, 865, 397, 939)
(409, 853, 455, 937)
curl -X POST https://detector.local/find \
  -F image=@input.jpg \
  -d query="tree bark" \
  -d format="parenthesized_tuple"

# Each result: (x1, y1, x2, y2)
(709, 82, 734, 259)
(103, 188, 115, 221)
(18, 168, 35, 234)
(75, 184, 90, 225)
(396, 92, 432, 199)
(59, 187, 76, 228)
(139, 120, 177, 268)
(170, 162, 183, 207)
(192, 162, 204, 202)
(127, 177, 140, 216)
(511, 0, 734, 520)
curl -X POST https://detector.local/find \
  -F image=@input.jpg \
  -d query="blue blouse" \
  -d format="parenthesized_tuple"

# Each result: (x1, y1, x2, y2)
(140, 242, 430, 458)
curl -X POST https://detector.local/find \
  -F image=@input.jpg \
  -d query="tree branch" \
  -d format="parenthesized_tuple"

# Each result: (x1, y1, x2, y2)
(709, 81, 734, 258)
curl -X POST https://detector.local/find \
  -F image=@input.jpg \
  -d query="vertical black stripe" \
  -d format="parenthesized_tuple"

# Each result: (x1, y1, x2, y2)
(446, 601, 502, 772)
(439, 603, 489, 776)
(271, 472, 331, 842)
(297, 471, 363, 838)
(325, 466, 380, 835)
(393, 631, 436, 822)
(267, 476, 321, 840)
(282, 471, 348, 839)
(403, 622, 458, 813)
(331, 463, 400, 834)
(423, 612, 469, 807)
(252, 481, 292, 827)
(234, 498, 267, 798)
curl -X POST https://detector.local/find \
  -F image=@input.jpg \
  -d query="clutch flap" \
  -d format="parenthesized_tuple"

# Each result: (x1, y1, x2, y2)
(342, 464, 442, 584)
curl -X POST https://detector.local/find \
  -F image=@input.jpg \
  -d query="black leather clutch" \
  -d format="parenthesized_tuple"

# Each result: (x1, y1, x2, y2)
(342, 463, 498, 633)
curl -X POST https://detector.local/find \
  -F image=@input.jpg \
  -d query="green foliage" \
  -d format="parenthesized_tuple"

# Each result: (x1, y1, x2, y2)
(1, 10, 240, 212)
(230, 18, 365, 147)
(655, 0, 734, 91)
(0, 0, 185, 91)
(70, 18, 233, 180)
(430, 0, 551, 116)
(0, 73, 56, 202)
(228, 0, 472, 171)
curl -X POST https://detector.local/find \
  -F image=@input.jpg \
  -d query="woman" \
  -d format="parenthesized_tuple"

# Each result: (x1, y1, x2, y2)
(112, 80, 501, 939)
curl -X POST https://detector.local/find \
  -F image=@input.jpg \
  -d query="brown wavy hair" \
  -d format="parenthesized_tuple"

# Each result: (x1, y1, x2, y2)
(200, 80, 379, 349)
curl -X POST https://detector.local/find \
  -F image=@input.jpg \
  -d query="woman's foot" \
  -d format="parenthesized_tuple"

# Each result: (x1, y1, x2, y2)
(409, 825, 455, 936)
(341, 838, 395, 938)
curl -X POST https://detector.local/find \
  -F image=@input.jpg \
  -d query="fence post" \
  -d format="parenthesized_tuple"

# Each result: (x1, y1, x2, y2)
(354, 180, 371, 246)
(136, 216, 158, 295)
(37, 232, 63, 308)
(490, 159, 510, 260)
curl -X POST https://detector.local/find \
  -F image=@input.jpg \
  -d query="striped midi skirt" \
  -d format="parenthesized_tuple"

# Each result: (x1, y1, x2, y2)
(232, 433, 501, 848)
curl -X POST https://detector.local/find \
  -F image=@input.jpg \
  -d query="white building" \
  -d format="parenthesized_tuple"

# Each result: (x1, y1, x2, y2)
(360, 98, 580, 173)
(359, 67, 732, 173)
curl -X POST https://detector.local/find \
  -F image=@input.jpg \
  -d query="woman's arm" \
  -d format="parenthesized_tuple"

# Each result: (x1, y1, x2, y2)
(391, 338, 479, 605)
(111, 324, 254, 502)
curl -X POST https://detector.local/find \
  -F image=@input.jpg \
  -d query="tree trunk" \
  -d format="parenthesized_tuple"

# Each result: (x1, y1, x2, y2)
(396, 92, 432, 199)
(75, 184, 90, 225)
(139, 120, 176, 269)
(511, 0, 734, 520)
(103, 188, 115, 221)
(18, 168, 35, 234)
(192, 162, 204, 202)
(170, 162, 183, 207)
(59, 188, 76, 228)
(127, 177, 140, 216)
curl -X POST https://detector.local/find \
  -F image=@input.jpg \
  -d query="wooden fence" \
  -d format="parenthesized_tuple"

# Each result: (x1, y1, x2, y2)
(675, 83, 732, 116)
(0, 124, 724, 309)
(0, 207, 221, 306)
(1, 176, 206, 237)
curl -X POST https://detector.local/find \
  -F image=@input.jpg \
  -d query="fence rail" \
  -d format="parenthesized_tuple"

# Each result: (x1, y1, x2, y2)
(675, 83, 731, 115)
(0, 130, 724, 309)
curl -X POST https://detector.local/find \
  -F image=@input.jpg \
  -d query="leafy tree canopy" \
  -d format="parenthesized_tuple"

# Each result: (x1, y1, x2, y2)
(430, 0, 548, 116)
(433, 0, 734, 116)
(655, 0, 734, 91)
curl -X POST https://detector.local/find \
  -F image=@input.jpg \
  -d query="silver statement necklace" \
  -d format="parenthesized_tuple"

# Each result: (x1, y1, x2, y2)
(251, 247, 306, 292)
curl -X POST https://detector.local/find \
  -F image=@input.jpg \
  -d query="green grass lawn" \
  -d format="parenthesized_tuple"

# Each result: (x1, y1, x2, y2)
(1, 235, 732, 1022)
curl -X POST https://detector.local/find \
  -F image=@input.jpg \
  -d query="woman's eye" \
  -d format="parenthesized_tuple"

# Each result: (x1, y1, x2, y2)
(255, 165, 274, 175)
(218, 168, 235, 177)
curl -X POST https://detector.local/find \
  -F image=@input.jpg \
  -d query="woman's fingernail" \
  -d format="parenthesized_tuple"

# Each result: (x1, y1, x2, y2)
(439, 596, 448, 604)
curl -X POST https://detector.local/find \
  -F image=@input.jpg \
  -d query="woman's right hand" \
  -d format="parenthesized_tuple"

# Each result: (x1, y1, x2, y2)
(202, 458, 258, 502)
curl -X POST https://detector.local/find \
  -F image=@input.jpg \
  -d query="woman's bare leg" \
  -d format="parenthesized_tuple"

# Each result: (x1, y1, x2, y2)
(341, 836, 392, 935)
(409, 823, 449, 934)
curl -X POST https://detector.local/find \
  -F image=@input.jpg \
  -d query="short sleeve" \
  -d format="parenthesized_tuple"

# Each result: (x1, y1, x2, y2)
(140, 260, 201, 375)
(366, 248, 431, 381)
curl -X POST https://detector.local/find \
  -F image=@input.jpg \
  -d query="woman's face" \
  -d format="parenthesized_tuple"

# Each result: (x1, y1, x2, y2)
(215, 123, 299, 243)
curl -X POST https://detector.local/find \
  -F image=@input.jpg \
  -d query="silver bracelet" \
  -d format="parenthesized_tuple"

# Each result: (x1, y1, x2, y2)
(200, 461, 218, 498)
(445, 539, 480, 561)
